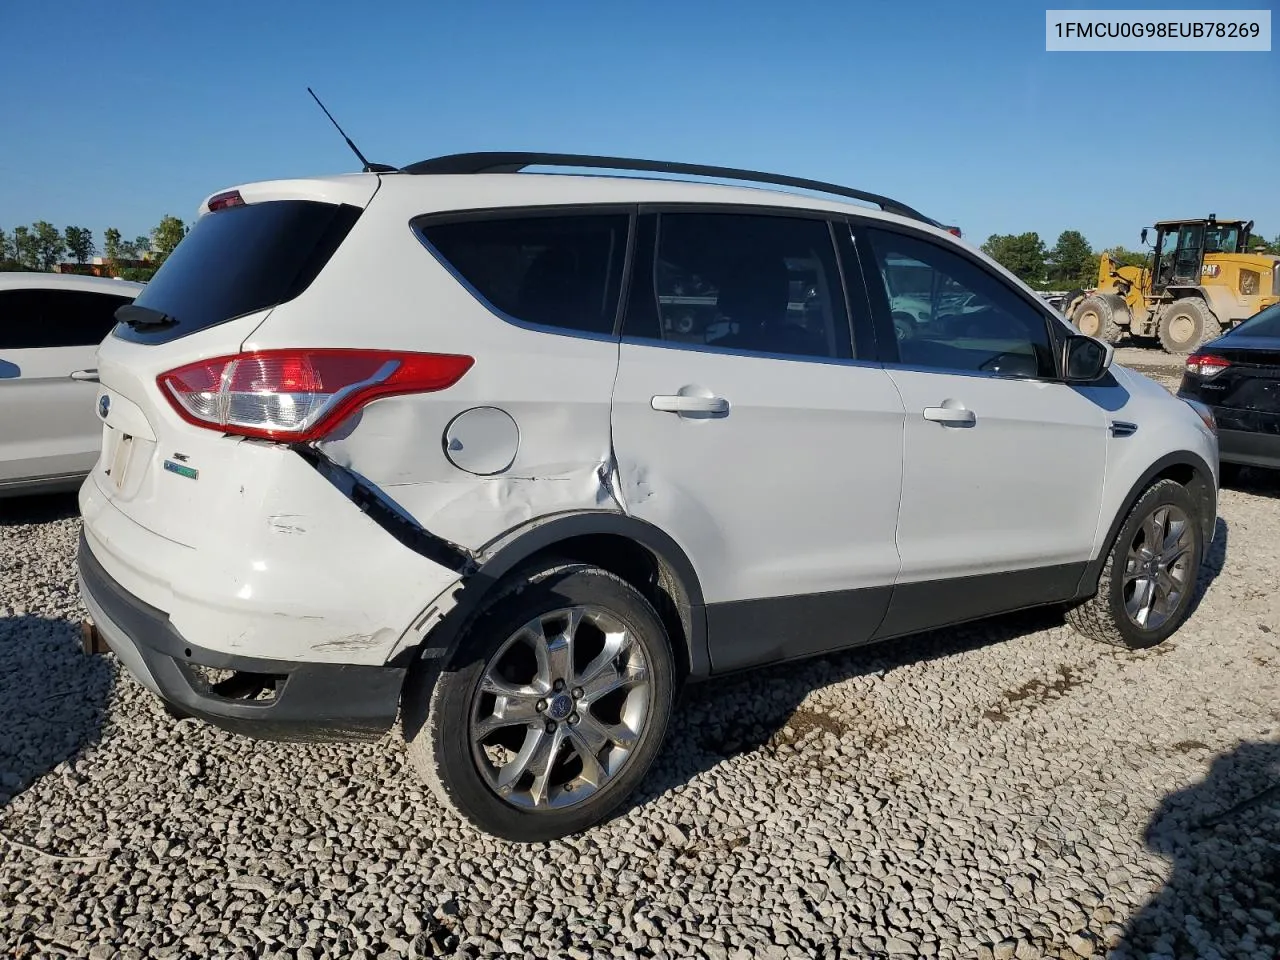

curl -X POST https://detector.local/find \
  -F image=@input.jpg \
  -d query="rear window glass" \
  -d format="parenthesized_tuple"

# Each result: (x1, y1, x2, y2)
(1230, 302, 1280, 338)
(114, 200, 361, 345)
(0, 288, 136, 349)
(418, 213, 629, 336)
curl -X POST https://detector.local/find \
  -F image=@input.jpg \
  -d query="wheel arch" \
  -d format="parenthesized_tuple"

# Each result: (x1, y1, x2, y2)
(405, 511, 709, 681)
(1074, 451, 1217, 599)
(1166, 285, 1233, 323)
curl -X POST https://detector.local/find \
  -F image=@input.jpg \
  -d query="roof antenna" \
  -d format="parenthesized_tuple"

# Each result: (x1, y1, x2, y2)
(306, 87, 397, 173)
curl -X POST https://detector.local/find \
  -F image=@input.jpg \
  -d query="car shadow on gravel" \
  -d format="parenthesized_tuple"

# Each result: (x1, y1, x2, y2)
(627, 605, 1068, 816)
(1221, 465, 1280, 501)
(1115, 740, 1280, 959)
(629, 521, 1231, 818)
(0, 614, 112, 812)
(0, 491, 80, 526)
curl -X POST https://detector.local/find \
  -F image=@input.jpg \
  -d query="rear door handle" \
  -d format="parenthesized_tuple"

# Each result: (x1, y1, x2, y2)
(651, 395, 730, 415)
(923, 406, 976, 426)
(70, 369, 100, 382)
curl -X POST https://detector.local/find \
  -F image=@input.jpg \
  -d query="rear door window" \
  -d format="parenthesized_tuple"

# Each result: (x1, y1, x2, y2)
(115, 200, 362, 345)
(0, 289, 136, 349)
(624, 211, 853, 361)
(417, 213, 629, 336)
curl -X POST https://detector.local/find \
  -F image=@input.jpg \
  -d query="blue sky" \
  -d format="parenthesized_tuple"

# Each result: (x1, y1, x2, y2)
(1, 1, 1276, 252)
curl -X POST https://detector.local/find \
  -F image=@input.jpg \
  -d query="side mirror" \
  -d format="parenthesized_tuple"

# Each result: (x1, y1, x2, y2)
(1140, 228, 1149, 245)
(1064, 334, 1113, 382)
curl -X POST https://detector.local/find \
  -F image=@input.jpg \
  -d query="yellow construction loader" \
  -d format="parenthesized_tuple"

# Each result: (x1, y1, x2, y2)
(1064, 216, 1280, 353)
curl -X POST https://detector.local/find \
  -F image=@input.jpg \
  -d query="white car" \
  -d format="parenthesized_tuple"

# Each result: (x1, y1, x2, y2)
(0, 272, 143, 497)
(76, 154, 1219, 841)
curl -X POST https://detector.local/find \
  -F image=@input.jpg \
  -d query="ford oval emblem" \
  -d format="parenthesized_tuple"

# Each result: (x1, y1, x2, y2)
(99, 395, 110, 419)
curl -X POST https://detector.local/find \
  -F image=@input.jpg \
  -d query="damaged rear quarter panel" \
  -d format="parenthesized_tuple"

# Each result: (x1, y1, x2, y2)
(317, 381, 626, 549)
(243, 186, 628, 552)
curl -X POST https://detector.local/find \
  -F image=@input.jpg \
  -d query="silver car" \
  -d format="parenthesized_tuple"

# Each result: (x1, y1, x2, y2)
(0, 272, 143, 497)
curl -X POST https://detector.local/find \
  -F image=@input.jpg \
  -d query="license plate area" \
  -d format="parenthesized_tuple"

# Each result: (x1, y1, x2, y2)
(104, 426, 134, 491)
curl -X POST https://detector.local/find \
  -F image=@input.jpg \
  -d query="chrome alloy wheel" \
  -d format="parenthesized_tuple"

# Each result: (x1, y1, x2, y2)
(1122, 504, 1194, 630)
(469, 606, 651, 810)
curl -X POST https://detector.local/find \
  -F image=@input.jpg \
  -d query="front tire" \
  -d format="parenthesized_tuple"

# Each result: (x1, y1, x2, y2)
(404, 563, 675, 842)
(1066, 479, 1203, 649)
(1157, 298, 1216, 354)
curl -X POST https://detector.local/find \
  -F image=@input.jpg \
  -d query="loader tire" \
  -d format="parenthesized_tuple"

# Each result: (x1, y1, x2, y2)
(1072, 295, 1123, 343)
(1157, 298, 1215, 354)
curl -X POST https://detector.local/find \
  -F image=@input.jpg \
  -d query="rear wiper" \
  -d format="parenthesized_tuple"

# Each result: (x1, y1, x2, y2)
(115, 304, 177, 329)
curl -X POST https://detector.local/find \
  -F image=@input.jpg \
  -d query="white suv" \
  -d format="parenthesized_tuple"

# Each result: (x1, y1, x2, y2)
(76, 154, 1219, 841)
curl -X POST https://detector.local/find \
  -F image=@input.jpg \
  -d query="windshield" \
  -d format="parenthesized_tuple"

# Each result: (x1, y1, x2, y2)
(115, 200, 361, 344)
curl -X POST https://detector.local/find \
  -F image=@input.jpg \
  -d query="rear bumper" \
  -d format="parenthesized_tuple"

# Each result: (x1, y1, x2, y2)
(1217, 427, 1280, 469)
(78, 531, 405, 741)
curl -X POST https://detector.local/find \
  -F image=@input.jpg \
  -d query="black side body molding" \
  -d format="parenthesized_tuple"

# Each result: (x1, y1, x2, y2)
(704, 562, 1088, 676)
(297, 446, 477, 575)
(706, 586, 892, 673)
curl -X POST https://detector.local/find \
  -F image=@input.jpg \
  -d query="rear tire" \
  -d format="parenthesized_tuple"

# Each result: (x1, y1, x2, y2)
(1072, 295, 1123, 343)
(1157, 298, 1216, 354)
(1066, 479, 1203, 649)
(403, 563, 676, 842)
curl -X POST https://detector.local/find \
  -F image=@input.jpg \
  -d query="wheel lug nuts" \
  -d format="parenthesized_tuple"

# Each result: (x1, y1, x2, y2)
(572, 687, 583, 699)
(553, 679, 565, 692)
(536, 699, 547, 712)
(568, 713, 579, 725)
(544, 720, 556, 734)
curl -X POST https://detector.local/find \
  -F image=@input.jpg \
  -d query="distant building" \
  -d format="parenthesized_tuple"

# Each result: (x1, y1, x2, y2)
(55, 256, 152, 277)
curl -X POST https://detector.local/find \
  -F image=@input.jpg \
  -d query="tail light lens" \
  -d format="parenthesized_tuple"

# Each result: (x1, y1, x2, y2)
(158, 349, 473, 441)
(1185, 353, 1230, 379)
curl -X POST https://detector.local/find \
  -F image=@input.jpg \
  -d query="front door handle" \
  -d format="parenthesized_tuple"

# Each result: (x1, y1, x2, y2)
(70, 369, 100, 382)
(923, 405, 976, 426)
(651, 395, 730, 415)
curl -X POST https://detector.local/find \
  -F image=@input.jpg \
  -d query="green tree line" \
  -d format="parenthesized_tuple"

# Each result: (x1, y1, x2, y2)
(981, 229, 1280, 291)
(0, 217, 190, 282)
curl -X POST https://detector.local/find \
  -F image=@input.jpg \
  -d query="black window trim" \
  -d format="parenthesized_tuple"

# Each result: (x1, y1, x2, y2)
(409, 203, 638, 345)
(618, 203, 865, 367)
(843, 217, 1072, 382)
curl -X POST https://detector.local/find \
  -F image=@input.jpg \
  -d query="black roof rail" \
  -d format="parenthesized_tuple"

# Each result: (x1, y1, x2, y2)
(399, 151, 940, 227)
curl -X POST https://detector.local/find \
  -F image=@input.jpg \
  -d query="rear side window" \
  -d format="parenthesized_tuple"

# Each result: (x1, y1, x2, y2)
(115, 200, 362, 345)
(0, 288, 135, 349)
(418, 213, 629, 336)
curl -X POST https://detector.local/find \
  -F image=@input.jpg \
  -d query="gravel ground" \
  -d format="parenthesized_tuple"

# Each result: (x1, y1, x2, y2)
(2, 350, 1278, 960)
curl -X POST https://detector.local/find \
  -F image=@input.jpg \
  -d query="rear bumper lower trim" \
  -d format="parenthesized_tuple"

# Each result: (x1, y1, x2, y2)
(1217, 428, 1280, 469)
(76, 531, 405, 741)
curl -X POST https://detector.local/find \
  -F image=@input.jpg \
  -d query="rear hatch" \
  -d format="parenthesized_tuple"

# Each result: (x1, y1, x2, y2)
(90, 176, 378, 549)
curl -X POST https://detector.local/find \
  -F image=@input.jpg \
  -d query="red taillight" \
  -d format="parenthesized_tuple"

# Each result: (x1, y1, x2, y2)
(157, 349, 474, 441)
(1185, 353, 1230, 379)
(207, 190, 245, 212)
(946, 226, 962, 238)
